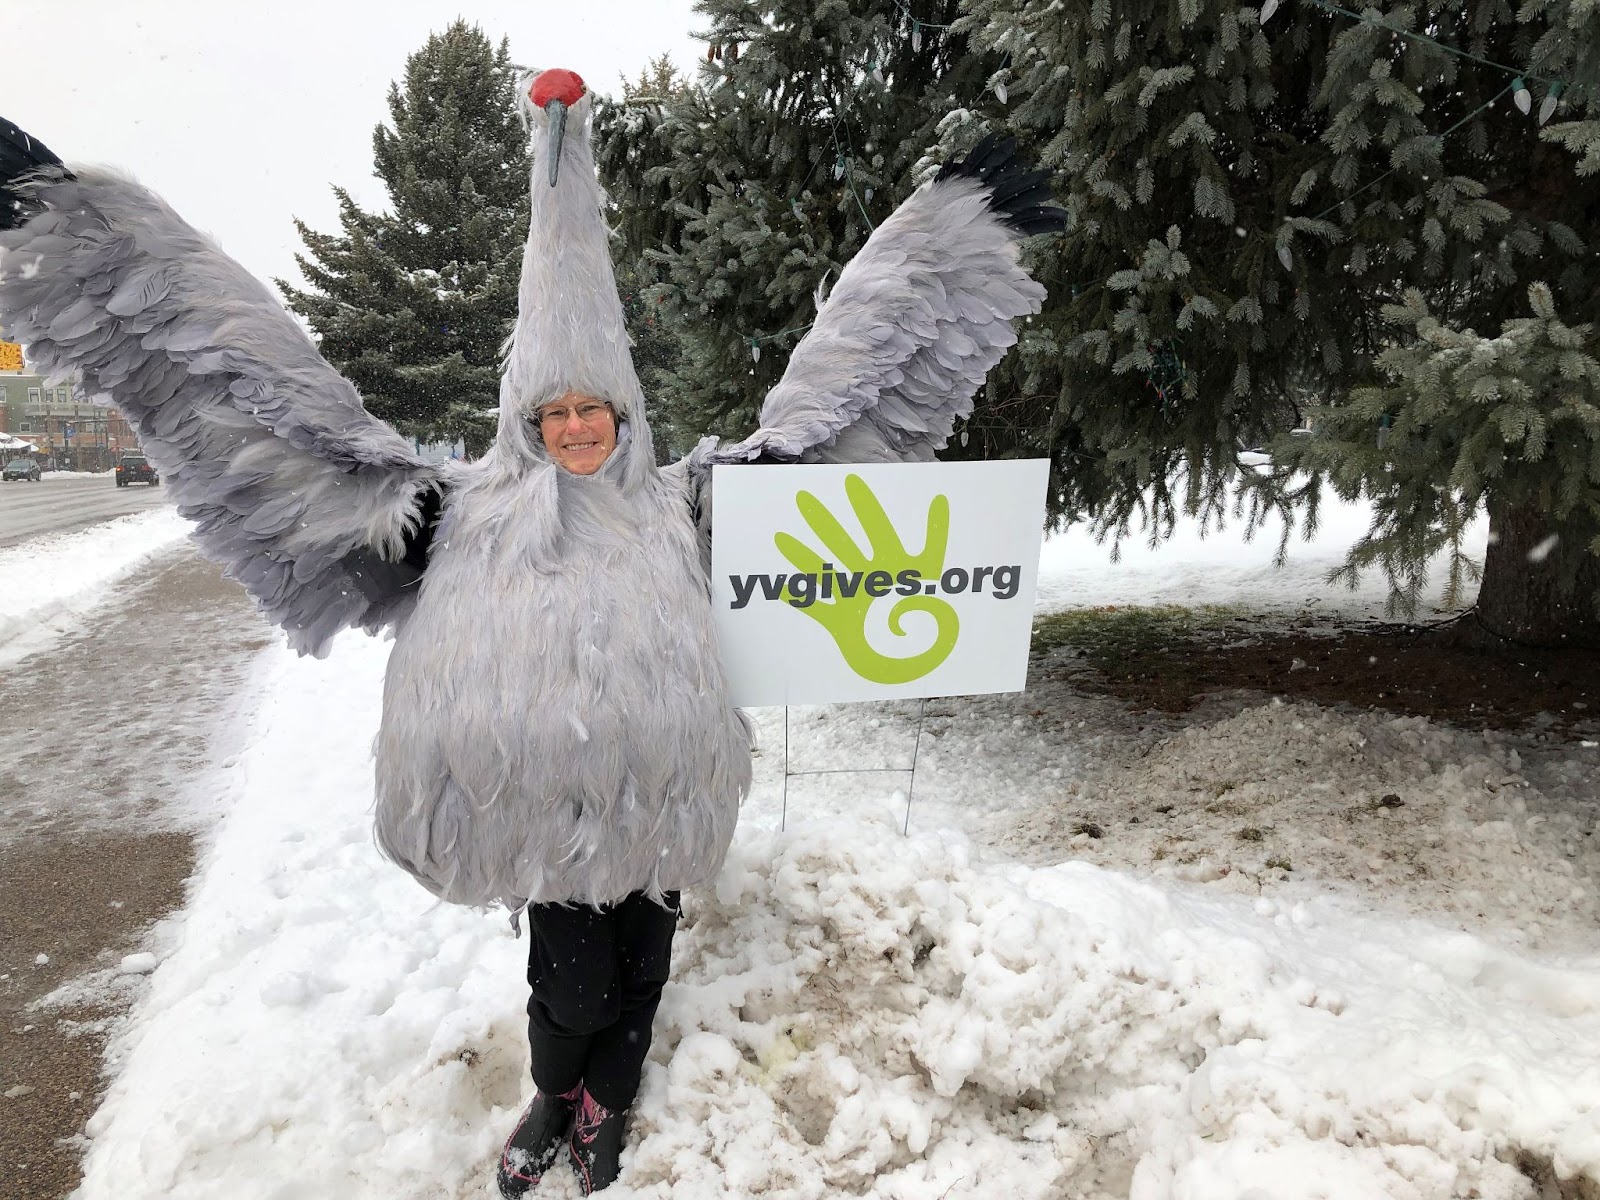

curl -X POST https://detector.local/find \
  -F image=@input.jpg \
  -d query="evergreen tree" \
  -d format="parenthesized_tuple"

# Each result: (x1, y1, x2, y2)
(595, 0, 1002, 446)
(614, 254, 688, 458)
(1297, 284, 1600, 643)
(618, 54, 694, 105)
(278, 21, 530, 457)
(951, 0, 1600, 643)
(600, 57, 695, 458)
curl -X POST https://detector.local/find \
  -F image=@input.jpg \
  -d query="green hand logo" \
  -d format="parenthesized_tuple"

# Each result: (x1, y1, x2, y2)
(775, 474, 959, 684)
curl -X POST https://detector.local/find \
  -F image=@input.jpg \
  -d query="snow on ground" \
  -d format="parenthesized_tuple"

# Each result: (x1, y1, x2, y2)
(767, 682, 1600, 961)
(62, 497, 1600, 1200)
(1035, 495, 1489, 615)
(0, 507, 189, 665)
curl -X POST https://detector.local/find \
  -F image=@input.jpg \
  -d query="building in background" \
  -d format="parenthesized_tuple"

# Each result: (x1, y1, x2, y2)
(0, 340, 138, 470)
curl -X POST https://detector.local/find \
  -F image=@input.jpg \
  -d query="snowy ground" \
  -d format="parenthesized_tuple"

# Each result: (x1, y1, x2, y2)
(20, 499, 1600, 1199)
(0, 507, 189, 666)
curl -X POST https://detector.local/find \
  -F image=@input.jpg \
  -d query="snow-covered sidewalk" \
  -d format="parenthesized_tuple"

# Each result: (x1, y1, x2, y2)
(62, 500, 1600, 1200)
(0, 507, 189, 665)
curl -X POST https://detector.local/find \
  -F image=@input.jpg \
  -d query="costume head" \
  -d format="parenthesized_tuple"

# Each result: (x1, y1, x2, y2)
(498, 68, 654, 489)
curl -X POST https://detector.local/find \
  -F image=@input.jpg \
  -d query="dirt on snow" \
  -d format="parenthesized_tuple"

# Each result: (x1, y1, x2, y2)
(1035, 606, 1600, 739)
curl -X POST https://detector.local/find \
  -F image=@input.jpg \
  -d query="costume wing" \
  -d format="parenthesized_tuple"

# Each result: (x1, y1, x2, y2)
(716, 134, 1066, 466)
(0, 119, 443, 656)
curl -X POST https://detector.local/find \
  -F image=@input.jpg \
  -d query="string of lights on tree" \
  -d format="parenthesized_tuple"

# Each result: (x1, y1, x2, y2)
(731, 0, 1574, 363)
(1308, 81, 1515, 226)
(1263, 0, 1567, 126)
(1264, 0, 1567, 271)
(1146, 339, 1191, 410)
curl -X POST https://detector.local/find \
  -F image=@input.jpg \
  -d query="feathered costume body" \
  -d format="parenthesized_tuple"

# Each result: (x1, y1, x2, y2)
(372, 79, 750, 907)
(0, 71, 1063, 910)
(376, 460, 749, 906)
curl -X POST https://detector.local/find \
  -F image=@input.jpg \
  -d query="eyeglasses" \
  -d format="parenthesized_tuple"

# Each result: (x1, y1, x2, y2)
(537, 400, 613, 427)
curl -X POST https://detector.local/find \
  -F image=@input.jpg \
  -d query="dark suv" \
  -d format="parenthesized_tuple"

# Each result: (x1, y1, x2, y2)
(2, 456, 40, 482)
(115, 454, 159, 487)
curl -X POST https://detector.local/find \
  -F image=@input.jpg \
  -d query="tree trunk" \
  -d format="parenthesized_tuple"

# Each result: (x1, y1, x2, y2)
(1476, 497, 1600, 649)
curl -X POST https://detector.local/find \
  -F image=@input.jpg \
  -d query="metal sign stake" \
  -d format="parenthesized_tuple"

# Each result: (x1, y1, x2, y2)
(778, 700, 931, 836)
(904, 697, 928, 836)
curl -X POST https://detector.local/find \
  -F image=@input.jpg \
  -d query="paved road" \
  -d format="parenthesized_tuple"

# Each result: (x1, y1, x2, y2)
(0, 475, 169, 549)
(0, 541, 270, 1198)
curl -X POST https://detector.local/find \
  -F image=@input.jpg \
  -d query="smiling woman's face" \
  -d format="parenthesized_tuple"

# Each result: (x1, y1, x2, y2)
(537, 391, 618, 475)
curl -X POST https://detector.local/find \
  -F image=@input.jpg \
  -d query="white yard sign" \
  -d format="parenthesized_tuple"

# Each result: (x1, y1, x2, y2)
(711, 460, 1049, 706)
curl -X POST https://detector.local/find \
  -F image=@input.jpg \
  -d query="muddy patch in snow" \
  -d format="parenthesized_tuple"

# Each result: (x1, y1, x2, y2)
(636, 820, 1600, 1199)
(748, 643, 1600, 957)
(1032, 605, 1600, 737)
(984, 697, 1600, 956)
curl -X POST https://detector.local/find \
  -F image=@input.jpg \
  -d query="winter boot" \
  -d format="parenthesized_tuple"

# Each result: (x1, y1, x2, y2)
(496, 1083, 582, 1198)
(566, 1086, 628, 1194)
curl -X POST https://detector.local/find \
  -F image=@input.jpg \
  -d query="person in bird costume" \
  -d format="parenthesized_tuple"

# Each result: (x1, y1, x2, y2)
(0, 66, 1063, 1195)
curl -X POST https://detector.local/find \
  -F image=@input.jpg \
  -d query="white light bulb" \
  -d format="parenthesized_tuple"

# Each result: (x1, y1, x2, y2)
(1539, 82, 1564, 126)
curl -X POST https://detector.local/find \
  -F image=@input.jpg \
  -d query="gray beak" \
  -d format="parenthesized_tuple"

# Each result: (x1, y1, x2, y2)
(545, 99, 567, 187)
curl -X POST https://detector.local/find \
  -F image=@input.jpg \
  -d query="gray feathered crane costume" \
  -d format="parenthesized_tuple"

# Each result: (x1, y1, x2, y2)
(0, 69, 1064, 912)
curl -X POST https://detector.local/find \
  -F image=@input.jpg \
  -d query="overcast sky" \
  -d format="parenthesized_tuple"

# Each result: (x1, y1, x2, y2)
(7, 1, 705, 290)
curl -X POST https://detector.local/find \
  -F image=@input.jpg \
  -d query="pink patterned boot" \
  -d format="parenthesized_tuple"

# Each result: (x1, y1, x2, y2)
(496, 1082, 582, 1198)
(566, 1086, 628, 1194)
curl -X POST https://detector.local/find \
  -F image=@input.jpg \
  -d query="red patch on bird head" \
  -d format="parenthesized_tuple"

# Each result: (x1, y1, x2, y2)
(530, 69, 586, 108)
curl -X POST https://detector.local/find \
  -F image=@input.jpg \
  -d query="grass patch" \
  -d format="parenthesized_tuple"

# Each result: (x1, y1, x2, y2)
(1033, 604, 1248, 663)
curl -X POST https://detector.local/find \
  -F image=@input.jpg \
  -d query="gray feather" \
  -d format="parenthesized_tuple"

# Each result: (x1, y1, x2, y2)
(104, 264, 174, 316)
(0, 168, 440, 656)
(713, 172, 1049, 467)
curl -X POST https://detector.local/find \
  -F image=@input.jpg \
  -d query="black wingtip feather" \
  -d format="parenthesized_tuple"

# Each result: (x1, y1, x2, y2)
(989, 169, 1055, 210)
(1005, 209, 1070, 236)
(936, 132, 1066, 236)
(1, 117, 70, 232)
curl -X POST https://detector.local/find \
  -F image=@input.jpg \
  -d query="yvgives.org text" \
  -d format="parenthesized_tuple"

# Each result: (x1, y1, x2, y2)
(727, 562, 1023, 609)
(710, 460, 1049, 707)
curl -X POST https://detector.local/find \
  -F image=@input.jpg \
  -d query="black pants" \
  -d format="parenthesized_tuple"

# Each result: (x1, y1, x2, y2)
(525, 890, 680, 1111)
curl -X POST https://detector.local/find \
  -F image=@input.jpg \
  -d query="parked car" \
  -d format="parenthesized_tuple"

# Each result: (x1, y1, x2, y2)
(2, 456, 41, 482)
(115, 454, 160, 487)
